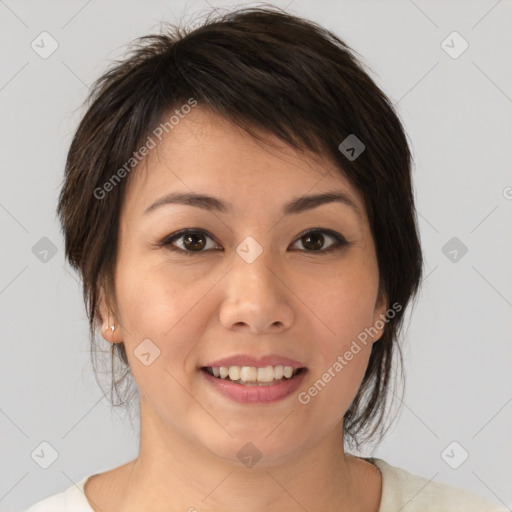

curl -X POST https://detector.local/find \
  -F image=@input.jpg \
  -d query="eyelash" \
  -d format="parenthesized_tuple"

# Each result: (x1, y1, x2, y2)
(158, 228, 349, 256)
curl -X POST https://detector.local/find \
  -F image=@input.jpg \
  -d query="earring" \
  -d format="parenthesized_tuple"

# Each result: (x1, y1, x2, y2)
(104, 318, 115, 333)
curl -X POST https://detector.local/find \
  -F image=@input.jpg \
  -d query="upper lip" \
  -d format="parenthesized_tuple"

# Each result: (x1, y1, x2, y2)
(202, 354, 306, 369)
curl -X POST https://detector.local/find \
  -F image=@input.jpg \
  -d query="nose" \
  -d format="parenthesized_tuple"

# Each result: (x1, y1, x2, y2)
(218, 245, 294, 334)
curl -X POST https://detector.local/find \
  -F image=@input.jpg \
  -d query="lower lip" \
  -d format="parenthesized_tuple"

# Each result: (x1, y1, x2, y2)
(201, 369, 307, 404)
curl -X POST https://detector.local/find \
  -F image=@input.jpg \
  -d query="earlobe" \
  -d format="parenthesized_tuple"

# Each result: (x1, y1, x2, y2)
(376, 294, 389, 320)
(101, 318, 122, 343)
(371, 291, 389, 343)
(98, 288, 122, 344)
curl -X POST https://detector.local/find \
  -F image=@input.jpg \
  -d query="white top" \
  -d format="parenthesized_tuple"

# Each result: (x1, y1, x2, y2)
(22, 457, 507, 511)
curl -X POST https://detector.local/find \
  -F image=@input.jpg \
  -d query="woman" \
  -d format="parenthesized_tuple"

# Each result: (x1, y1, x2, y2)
(24, 6, 506, 511)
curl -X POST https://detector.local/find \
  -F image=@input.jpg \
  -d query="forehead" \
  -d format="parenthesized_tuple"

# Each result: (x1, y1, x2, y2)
(122, 106, 364, 218)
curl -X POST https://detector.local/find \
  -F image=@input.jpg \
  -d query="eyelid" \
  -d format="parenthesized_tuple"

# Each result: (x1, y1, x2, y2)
(160, 228, 349, 255)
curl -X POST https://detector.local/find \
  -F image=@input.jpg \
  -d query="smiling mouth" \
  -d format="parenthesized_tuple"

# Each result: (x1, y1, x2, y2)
(201, 365, 306, 386)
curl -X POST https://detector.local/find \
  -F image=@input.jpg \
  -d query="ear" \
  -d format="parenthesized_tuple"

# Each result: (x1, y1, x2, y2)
(98, 287, 123, 344)
(371, 289, 389, 344)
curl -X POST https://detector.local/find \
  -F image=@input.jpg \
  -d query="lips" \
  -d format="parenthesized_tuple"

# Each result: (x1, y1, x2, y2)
(201, 365, 307, 403)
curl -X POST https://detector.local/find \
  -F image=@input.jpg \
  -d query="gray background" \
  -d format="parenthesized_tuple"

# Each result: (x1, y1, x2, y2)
(1, 0, 511, 510)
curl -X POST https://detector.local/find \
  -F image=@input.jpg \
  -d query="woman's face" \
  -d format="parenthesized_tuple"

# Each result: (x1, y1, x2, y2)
(102, 106, 387, 465)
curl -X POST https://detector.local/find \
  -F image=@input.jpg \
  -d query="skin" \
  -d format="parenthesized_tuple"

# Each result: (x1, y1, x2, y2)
(88, 106, 387, 512)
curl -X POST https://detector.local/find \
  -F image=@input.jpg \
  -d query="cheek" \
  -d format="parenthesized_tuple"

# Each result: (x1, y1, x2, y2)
(116, 254, 202, 329)
(114, 257, 217, 374)
(301, 261, 379, 345)
(295, 256, 378, 408)
(298, 279, 376, 430)
(316, 282, 375, 383)
(113, 266, 203, 407)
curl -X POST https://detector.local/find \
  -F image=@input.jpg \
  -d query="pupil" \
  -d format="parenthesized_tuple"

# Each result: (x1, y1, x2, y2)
(184, 233, 205, 251)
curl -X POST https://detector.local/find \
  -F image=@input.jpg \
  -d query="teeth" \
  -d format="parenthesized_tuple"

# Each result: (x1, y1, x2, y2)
(228, 366, 240, 381)
(240, 366, 257, 381)
(274, 365, 284, 380)
(257, 366, 274, 382)
(207, 365, 300, 384)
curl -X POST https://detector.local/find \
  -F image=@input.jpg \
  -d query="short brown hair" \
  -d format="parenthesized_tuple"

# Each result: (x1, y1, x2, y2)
(57, 6, 423, 450)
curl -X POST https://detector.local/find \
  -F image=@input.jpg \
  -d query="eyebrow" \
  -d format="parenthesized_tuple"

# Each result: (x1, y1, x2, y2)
(143, 191, 362, 218)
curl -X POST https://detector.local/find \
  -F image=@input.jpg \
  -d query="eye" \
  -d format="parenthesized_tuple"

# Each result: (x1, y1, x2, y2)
(161, 229, 220, 255)
(289, 229, 348, 253)
(159, 228, 348, 255)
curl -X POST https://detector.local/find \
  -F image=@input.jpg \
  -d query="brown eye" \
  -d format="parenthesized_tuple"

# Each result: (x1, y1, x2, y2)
(161, 228, 348, 256)
(302, 232, 325, 251)
(163, 230, 219, 254)
(182, 232, 207, 251)
(291, 229, 347, 252)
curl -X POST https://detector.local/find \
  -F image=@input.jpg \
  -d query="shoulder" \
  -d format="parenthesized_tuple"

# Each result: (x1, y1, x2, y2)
(368, 458, 508, 512)
(21, 475, 93, 512)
